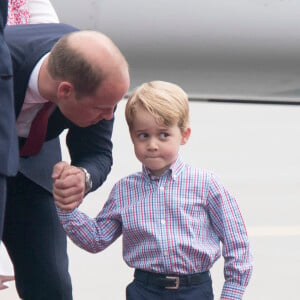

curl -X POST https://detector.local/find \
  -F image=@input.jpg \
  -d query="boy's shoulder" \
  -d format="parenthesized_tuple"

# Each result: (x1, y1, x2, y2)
(181, 163, 226, 188)
(114, 171, 144, 187)
(182, 162, 214, 179)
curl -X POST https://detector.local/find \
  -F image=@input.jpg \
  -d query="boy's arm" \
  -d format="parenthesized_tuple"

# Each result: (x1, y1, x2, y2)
(56, 187, 122, 253)
(207, 174, 253, 300)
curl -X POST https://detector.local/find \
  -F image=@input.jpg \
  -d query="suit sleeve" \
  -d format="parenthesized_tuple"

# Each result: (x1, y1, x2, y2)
(66, 115, 114, 191)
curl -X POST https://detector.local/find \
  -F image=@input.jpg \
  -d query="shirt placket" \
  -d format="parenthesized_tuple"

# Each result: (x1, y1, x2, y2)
(154, 176, 171, 271)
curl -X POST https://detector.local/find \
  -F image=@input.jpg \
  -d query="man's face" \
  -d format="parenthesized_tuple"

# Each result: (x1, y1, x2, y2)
(57, 83, 125, 127)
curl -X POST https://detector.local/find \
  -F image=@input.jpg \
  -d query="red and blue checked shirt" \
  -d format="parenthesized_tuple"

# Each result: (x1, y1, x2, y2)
(57, 156, 253, 299)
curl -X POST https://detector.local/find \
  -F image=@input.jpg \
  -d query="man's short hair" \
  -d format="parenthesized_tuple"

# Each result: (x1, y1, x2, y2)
(47, 32, 103, 98)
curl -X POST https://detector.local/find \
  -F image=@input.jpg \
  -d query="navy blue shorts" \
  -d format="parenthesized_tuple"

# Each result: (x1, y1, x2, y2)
(126, 270, 214, 300)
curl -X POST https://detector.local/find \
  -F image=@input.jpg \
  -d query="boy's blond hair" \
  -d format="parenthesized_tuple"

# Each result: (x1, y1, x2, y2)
(125, 81, 189, 132)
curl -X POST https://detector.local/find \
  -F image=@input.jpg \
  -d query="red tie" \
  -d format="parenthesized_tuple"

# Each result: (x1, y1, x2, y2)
(19, 102, 54, 157)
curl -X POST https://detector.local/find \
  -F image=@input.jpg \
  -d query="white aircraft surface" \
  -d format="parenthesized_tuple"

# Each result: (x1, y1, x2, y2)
(51, 0, 300, 104)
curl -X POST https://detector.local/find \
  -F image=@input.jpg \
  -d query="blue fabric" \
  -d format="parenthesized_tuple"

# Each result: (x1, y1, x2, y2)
(4, 23, 114, 190)
(0, 0, 19, 178)
(4, 173, 72, 299)
(126, 275, 214, 300)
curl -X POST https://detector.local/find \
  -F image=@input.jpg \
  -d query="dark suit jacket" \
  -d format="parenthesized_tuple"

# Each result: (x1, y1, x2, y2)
(4, 23, 114, 192)
(0, 0, 19, 177)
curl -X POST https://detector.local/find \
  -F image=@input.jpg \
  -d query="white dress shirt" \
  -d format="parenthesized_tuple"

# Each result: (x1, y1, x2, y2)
(16, 54, 50, 138)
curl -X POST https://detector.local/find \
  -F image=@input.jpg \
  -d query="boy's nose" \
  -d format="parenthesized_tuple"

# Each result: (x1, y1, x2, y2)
(148, 139, 158, 151)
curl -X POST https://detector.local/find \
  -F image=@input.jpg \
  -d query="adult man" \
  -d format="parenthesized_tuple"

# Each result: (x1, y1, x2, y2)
(2, 23, 130, 300)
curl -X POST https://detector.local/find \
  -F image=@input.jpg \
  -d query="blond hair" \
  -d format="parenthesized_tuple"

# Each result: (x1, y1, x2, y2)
(125, 81, 189, 132)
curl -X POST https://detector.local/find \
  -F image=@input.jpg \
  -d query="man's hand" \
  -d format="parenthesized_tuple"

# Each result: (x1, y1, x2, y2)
(0, 275, 14, 290)
(52, 161, 86, 211)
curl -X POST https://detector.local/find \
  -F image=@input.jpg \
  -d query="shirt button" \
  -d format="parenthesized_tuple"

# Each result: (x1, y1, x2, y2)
(163, 251, 168, 256)
(161, 219, 166, 225)
(160, 187, 164, 192)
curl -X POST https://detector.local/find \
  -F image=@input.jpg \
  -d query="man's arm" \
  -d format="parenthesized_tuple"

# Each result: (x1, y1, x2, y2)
(66, 117, 114, 190)
(53, 116, 114, 210)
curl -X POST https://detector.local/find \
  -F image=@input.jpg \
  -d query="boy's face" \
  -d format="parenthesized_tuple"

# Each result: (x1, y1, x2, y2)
(130, 107, 190, 177)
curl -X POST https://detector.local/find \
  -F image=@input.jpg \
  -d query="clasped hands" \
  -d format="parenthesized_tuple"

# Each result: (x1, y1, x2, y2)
(52, 161, 86, 211)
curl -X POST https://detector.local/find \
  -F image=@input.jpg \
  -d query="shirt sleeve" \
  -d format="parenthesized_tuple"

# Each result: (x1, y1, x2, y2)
(57, 186, 122, 253)
(207, 173, 253, 300)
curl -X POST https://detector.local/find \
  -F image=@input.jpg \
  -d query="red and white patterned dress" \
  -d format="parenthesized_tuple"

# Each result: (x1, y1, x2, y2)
(7, 0, 30, 25)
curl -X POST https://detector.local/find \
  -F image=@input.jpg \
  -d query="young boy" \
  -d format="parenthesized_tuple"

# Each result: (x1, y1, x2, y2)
(56, 81, 253, 300)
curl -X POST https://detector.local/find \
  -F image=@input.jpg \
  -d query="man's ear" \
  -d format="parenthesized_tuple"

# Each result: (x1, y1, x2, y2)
(57, 81, 73, 100)
(181, 127, 191, 145)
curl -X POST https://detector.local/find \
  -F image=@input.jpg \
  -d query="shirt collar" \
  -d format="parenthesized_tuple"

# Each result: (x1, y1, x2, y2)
(142, 156, 185, 181)
(27, 53, 49, 104)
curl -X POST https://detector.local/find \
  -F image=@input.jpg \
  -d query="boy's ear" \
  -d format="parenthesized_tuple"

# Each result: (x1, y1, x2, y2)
(181, 127, 191, 145)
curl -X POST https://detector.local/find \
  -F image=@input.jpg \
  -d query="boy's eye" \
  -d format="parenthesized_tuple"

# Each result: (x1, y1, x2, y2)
(138, 133, 148, 139)
(160, 132, 169, 139)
